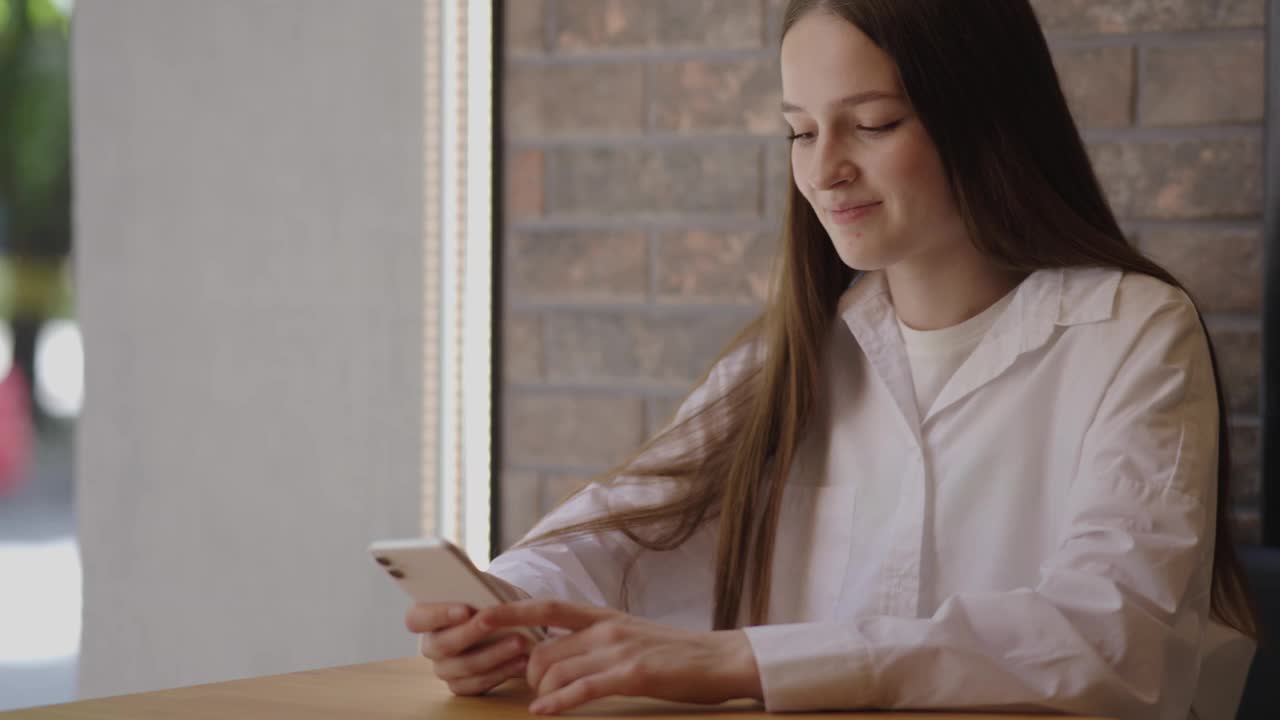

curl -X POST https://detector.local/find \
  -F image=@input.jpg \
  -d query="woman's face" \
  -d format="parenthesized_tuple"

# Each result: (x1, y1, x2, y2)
(780, 11, 967, 272)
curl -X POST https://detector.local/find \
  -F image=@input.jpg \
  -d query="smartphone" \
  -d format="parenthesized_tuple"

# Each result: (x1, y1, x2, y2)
(368, 536, 546, 644)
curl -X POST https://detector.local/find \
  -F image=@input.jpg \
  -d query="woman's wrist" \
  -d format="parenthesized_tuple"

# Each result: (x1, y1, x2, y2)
(717, 629, 763, 701)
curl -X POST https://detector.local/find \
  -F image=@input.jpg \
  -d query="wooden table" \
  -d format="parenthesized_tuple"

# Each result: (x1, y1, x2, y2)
(1, 657, 1111, 719)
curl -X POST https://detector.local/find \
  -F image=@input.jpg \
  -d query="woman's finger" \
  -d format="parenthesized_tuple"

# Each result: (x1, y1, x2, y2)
(524, 622, 616, 691)
(530, 665, 637, 715)
(434, 634, 527, 682)
(448, 656, 529, 697)
(476, 599, 613, 634)
(534, 646, 624, 698)
(422, 613, 502, 660)
(405, 603, 472, 633)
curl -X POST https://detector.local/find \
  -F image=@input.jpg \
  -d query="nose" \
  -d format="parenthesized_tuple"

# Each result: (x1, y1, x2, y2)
(805, 135, 858, 191)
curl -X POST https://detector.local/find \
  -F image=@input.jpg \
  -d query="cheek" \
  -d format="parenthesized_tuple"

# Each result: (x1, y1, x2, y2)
(880, 133, 956, 215)
(791, 154, 816, 206)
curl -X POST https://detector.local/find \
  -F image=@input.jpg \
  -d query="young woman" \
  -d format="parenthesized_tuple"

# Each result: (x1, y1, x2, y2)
(406, 1, 1258, 718)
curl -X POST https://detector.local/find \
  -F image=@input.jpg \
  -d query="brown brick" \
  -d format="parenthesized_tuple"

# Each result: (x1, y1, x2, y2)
(509, 231, 648, 301)
(657, 0, 766, 49)
(544, 311, 749, 385)
(1052, 46, 1133, 129)
(508, 149, 544, 218)
(1206, 324, 1260, 415)
(541, 474, 594, 514)
(1141, 39, 1264, 127)
(554, 0, 766, 52)
(655, 230, 776, 304)
(505, 389, 646, 466)
(503, 310, 543, 382)
(547, 145, 762, 217)
(1089, 138, 1262, 220)
(554, 0, 657, 53)
(766, 139, 793, 217)
(499, 470, 541, 550)
(1229, 423, 1260, 506)
(652, 58, 783, 134)
(506, 64, 645, 136)
(506, 0, 546, 55)
(646, 394, 687, 436)
(1138, 227, 1262, 313)
(1030, 0, 1264, 32)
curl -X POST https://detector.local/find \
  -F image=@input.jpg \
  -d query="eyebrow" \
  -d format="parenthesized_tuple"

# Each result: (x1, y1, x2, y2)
(780, 90, 902, 114)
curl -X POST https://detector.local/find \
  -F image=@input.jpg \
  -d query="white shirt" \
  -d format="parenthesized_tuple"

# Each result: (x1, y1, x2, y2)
(897, 288, 1016, 418)
(488, 267, 1255, 720)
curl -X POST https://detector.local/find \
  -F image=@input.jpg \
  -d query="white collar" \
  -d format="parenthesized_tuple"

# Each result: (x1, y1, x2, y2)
(835, 267, 1124, 436)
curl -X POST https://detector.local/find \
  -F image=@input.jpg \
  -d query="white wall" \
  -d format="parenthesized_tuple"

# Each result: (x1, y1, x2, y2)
(73, 0, 429, 698)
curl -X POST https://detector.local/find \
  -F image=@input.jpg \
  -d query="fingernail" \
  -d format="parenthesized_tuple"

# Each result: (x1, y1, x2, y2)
(449, 606, 467, 622)
(529, 700, 547, 714)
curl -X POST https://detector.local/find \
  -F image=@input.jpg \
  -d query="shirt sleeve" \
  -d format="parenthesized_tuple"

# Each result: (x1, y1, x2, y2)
(486, 343, 756, 610)
(743, 291, 1224, 719)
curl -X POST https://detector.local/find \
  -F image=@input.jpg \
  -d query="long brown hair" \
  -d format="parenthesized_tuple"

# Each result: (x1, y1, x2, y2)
(521, 0, 1257, 637)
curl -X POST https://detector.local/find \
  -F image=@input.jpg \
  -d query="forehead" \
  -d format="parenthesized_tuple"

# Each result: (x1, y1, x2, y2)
(779, 11, 900, 105)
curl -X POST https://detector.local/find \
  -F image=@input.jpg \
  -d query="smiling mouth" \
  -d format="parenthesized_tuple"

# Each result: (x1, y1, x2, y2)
(828, 202, 881, 224)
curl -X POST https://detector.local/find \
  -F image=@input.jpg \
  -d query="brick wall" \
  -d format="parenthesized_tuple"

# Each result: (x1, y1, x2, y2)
(498, 0, 1268, 548)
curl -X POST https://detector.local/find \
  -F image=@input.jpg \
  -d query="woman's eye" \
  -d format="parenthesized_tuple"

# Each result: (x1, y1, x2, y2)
(858, 119, 903, 134)
(788, 118, 903, 143)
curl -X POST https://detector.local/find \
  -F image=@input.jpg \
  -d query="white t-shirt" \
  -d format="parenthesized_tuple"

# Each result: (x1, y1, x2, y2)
(896, 289, 1017, 418)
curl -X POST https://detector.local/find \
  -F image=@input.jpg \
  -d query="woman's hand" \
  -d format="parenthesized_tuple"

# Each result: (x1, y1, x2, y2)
(402, 573, 535, 696)
(473, 599, 763, 715)
(404, 602, 530, 696)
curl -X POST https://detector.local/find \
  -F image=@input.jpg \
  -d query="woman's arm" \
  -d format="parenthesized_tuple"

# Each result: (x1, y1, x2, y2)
(475, 600, 761, 714)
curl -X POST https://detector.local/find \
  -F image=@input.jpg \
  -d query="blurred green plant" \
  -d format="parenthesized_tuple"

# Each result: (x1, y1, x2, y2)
(0, 0, 71, 319)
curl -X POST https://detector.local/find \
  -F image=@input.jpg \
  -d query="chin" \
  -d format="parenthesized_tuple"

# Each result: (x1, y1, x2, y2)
(823, 223, 893, 269)
(830, 238, 893, 273)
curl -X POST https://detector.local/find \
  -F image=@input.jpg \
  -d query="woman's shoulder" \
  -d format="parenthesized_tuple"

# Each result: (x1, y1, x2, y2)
(1054, 267, 1208, 376)
(1058, 266, 1199, 333)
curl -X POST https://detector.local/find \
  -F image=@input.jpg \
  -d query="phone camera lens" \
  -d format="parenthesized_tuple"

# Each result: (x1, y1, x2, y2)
(375, 556, 392, 566)
(389, 569, 405, 579)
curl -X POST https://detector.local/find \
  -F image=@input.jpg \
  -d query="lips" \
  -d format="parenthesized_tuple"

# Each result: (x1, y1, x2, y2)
(826, 200, 882, 226)
(828, 200, 880, 213)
